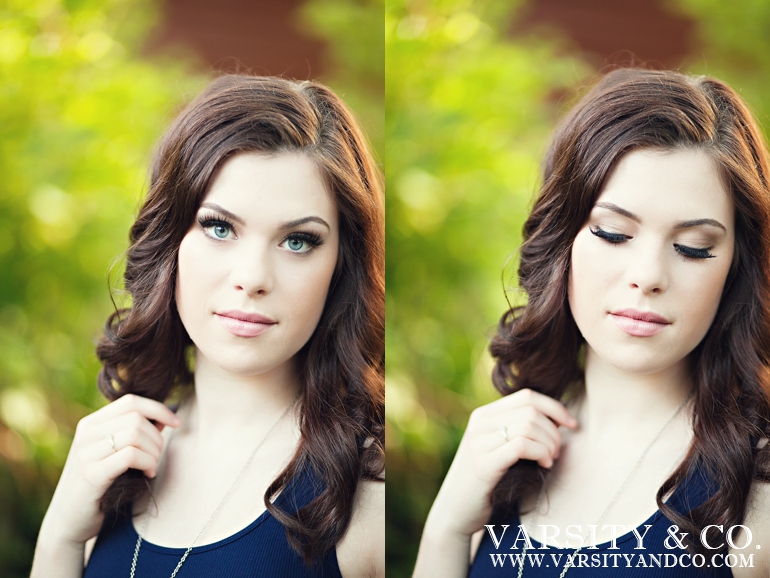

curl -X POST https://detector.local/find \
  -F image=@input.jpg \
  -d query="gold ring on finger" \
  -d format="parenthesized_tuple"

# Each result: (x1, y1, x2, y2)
(108, 433, 117, 453)
(499, 426, 509, 442)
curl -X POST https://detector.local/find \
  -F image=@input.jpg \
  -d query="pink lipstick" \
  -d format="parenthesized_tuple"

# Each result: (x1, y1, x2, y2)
(609, 308, 670, 337)
(215, 310, 276, 338)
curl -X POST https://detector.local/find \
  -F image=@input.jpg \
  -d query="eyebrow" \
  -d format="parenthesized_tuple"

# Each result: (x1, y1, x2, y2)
(281, 216, 331, 230)
(200, 203, 331, 231)
(594, 202, 727, 232)
(201, 203, 244, 225)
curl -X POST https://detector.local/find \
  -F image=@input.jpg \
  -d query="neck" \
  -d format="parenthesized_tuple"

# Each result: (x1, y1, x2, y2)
(577, 346, 692, 440)
(181, 348, 302, 444)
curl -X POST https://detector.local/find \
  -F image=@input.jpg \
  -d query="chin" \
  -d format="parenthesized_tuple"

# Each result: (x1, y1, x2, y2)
(195, 347, 286, 377)
(221, 358, 286, 377)
(595, 347, 683, 376)
(216, 362, 271, 376)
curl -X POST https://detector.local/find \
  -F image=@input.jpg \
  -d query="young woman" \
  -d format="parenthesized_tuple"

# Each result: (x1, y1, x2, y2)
(413, 69, 770, 577)
(30, 75, 384, 577)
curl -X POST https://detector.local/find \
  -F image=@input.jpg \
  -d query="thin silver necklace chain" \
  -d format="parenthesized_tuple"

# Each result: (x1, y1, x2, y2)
(516, 394, 691, 578)
(129, 393, 300, 578)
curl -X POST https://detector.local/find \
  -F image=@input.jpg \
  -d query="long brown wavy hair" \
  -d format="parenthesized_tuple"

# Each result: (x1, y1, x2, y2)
(95, 75, 384, 562)
(489, 68, 770, 552)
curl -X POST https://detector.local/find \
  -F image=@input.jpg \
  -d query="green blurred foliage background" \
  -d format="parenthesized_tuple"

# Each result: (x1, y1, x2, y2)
(300, 0, 385, 154)
(385, 0, 770, 576)
(0, 0, 381, 574)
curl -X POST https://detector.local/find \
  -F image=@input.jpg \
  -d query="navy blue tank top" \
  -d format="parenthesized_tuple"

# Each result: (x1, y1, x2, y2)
(83, 468, 342, 578)
(470, 468, 737, 577)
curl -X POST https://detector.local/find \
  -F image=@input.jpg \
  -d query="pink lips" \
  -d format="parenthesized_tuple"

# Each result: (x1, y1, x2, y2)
(215, 310, 276, 338)
(609, 308, 671, 337)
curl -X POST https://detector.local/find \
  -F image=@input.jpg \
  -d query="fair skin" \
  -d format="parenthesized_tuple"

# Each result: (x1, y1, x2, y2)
(31, 152, 384, 578)
(413, 148, 770, 577)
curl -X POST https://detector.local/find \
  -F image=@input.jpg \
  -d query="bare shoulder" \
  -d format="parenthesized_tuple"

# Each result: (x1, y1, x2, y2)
(732, 481, 770, 578)
(337, 480, 385, 578)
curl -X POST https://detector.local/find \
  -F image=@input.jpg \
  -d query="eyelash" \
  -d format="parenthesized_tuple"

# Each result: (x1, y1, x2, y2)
(196, 213, 325, 253)
(589, 227, 716, 260)
(283, 231, 324, 252)
(198, 214, 236, 240)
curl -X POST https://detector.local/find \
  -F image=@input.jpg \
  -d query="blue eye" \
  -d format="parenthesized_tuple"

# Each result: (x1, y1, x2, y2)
(287, 238, 306, 251)
(281, 232, 323, 254)
(198, 215, 235, 240)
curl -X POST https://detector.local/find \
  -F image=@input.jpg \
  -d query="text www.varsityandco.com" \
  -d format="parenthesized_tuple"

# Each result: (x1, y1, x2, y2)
(487, 551, 755, 570)
(484, 524, 758, 570)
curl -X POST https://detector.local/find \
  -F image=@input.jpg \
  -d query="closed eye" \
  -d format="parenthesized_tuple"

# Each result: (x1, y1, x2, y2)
(589, 227, 629, 244)
(673, 244, 715, 259)
(590, 227, 715, 260)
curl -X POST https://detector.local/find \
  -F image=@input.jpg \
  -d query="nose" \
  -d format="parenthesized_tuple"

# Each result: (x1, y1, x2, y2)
(625, 241, 668, 295)
(231, 242, 273, 296)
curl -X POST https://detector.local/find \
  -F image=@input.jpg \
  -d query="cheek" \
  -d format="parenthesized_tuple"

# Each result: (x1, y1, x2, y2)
(283, 248, 339, 334)
(568, 231, 614, 323)
(677, 235, 734, 341)
(175, 233, 210, 325)
(680, 264, 731, 338)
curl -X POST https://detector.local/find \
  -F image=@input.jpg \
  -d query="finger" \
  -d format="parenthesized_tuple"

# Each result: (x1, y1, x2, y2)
(98, 446, 159, 481)
(483, 413, 559, 457)
(83, 425, 163, 465)
(500, 389, 577, 428)
(83, 412, 164, 457)
(108, 423, 164, 462)
(98, 394, 181, 429)
(489, 436, 554, 470)
(121, 412, 165, 453)
(500, 418, 560, 460)
(506, 414, 560, 457)
(505, 408, 562, 450)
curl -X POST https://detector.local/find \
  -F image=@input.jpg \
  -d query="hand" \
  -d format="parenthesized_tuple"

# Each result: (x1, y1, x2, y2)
(425, 389, 577, 538)
(39, 394, 181, 547)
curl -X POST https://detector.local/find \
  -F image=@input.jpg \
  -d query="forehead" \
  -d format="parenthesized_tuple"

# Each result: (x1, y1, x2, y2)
(203, 152, 337, 223)
(596, 148, 734, 225)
